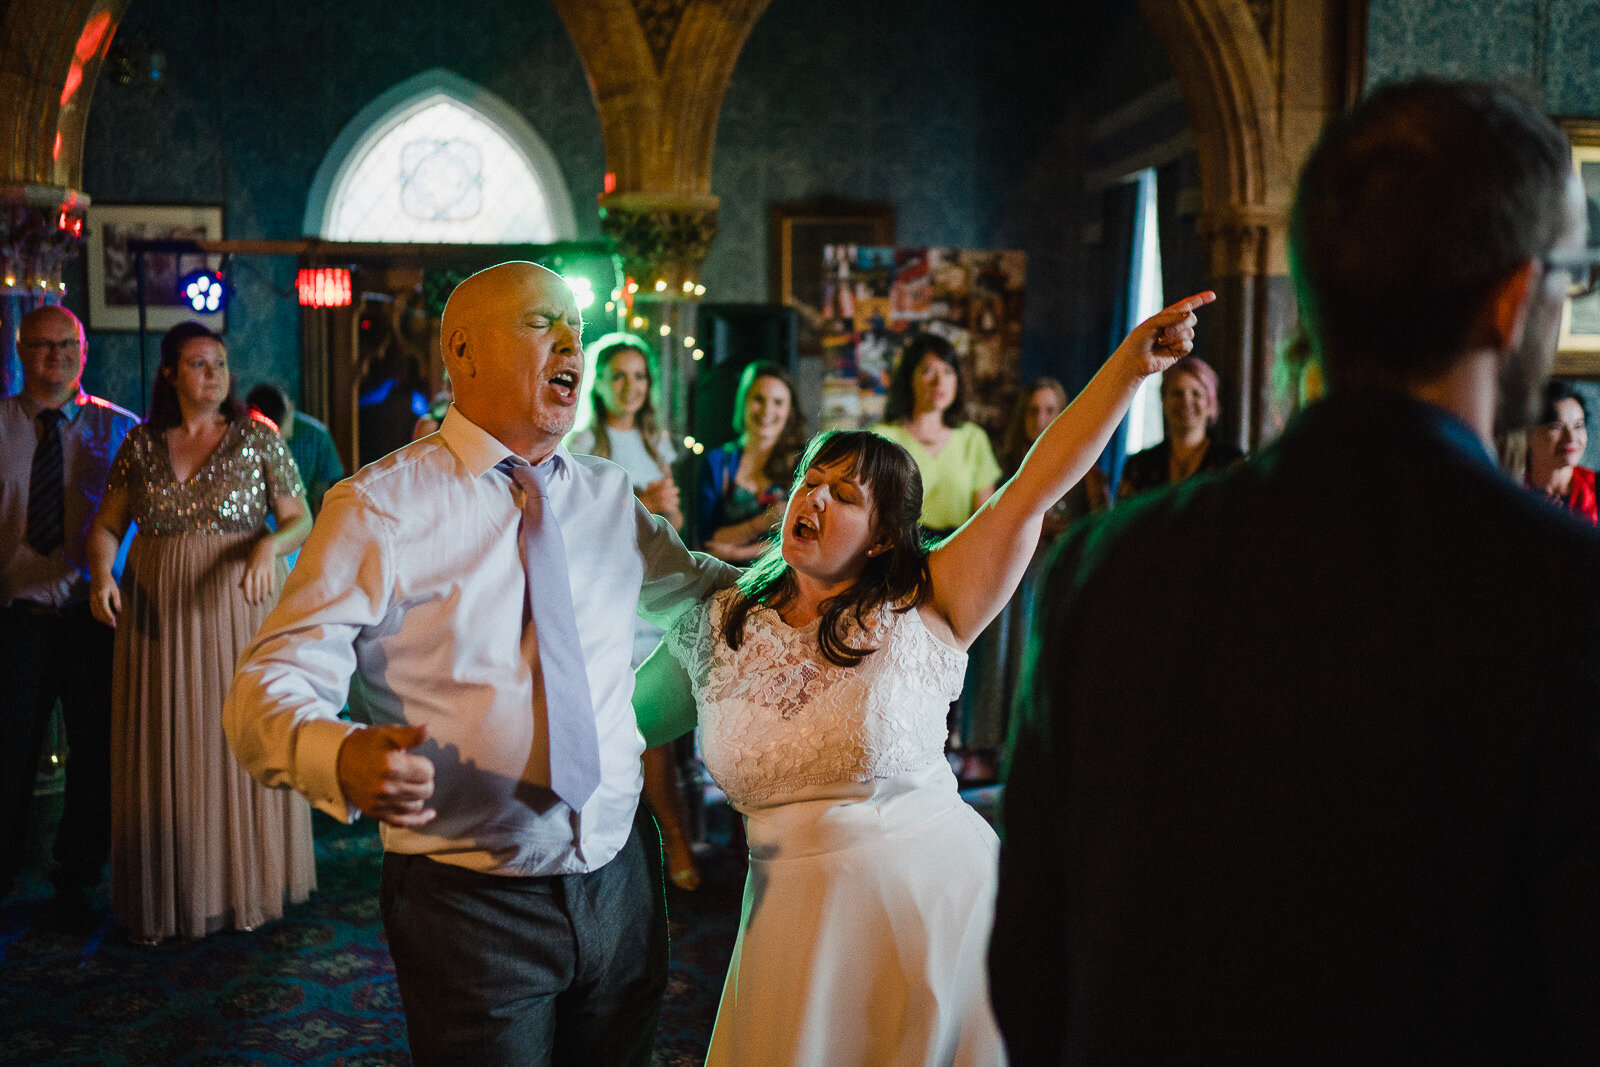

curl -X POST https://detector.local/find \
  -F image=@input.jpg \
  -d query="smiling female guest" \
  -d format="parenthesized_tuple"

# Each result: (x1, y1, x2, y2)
(637, 293, 1215, 1064)
(1117, 354, 1244, 500)
(565, 333, 702, 888)
(568, 333, 684, 532)
(697, 361, 808, 563)
(88, 322, 314, 945)
(1525, 379, 1597, 523)
(872, 333, 1001, 540)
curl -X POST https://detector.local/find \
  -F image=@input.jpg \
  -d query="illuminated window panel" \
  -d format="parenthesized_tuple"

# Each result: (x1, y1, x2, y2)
(326, 94, 557, 243)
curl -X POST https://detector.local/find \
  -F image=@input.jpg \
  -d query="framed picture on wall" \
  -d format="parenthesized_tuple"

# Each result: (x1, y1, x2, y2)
(1556, 119, 1600, 375)
(85, 203, 225, 332)
(770, 199, 894, 355)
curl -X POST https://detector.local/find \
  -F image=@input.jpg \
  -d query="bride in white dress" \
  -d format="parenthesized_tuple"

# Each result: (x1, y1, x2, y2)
(636, 292, 1215, 1065)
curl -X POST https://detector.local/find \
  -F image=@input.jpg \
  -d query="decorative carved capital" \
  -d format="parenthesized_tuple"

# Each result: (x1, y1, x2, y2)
(598, 192, 719, 298)
(632, 0, 692, 73)
(1198, 204, 1287, 277)
(0, 184, 89, 295)
(1246, 0, 1274, 52)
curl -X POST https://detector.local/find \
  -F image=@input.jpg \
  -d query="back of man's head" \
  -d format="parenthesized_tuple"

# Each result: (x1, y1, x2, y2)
(1290, 78, 1571, 387)
(246, 382, 289, 427)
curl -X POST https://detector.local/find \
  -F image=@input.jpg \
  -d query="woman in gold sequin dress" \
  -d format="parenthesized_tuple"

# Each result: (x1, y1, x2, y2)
(87, 322, 315, 943)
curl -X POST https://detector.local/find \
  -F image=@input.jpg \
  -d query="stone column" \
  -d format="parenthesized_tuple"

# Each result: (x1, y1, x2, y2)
(552, 0, 771, 448)
(1198, 204, 1293, 450)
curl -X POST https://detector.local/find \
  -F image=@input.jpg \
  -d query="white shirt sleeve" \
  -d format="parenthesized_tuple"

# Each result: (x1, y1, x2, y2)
(223, 478, 391, 822)
(633, 495, 738, 630)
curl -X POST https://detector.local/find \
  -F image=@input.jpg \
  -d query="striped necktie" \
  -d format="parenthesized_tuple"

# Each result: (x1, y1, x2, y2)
(25, 408, 65, 557)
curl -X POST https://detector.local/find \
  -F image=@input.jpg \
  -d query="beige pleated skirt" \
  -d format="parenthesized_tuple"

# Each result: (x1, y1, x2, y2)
(110, 530, 315, 941)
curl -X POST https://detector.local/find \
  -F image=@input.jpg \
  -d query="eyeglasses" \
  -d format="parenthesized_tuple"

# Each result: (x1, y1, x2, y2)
(19, 339, 82, 355)
(1542, 249, 1600, 300)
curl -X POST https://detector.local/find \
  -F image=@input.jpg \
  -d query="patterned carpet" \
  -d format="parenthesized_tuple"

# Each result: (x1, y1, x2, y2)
(0, 809, 744, 1066)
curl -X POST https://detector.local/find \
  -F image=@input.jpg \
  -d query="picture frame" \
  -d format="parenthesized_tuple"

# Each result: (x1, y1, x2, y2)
(1557, 118, 1600, 375)
(769, 200, 893, 354)
(85, 202, 226, 332)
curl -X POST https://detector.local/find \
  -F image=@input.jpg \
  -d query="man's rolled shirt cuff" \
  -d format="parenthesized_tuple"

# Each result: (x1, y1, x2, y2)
(294, 717, 363, 822)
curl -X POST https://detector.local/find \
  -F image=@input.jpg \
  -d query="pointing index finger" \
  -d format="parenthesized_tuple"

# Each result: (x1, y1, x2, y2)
(1164, 291, 1216, 314)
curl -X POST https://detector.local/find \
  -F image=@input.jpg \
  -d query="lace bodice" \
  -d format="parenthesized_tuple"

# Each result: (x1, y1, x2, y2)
(666, 588, 966, 809)
(108, 416, 304, 536)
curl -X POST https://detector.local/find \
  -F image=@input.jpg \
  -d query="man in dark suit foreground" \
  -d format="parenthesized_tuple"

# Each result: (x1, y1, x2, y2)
(992, 78, 1600, 1063)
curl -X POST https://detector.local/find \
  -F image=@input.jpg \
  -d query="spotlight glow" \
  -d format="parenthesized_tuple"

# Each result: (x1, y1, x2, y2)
(566, 274, 595, 311)
(180, 269, 226, 313)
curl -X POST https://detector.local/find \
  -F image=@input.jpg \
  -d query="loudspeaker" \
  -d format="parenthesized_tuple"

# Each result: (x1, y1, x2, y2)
(688, 303, 799, 451)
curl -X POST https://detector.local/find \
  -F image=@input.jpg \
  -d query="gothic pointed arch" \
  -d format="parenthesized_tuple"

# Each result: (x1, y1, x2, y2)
(302, 68, 577, 242)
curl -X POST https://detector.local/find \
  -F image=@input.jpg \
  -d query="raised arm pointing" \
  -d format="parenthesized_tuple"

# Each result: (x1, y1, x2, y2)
(923, 291, 1216, 647)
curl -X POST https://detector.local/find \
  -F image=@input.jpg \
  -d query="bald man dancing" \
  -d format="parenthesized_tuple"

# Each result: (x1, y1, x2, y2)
(226, 263, 734, 1065)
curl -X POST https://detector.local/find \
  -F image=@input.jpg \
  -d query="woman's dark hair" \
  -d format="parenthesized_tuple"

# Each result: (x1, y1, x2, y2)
(732, 360, 809, 484)
(1540, 379, 1590, 426)
(722, 430, 932, 668)
(585, 333, 668, 469)
(883, 332, 968, 427)
(999, 377, 1067, 477)
(148, 321, 241, 430)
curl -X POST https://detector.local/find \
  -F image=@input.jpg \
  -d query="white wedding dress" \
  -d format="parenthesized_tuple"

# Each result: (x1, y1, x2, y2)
(667, 587, 1006, 1066)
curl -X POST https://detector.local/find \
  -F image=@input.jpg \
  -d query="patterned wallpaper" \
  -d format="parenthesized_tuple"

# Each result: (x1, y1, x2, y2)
(707, 0, 1183, 388)
(75, 0, 1176, 413)
(1367, 0, 1600, 114)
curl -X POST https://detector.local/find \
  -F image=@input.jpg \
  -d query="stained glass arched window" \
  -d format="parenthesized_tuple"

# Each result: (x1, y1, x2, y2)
(305, 69, 575, 243)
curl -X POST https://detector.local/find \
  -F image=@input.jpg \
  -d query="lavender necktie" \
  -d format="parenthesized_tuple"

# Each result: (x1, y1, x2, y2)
(500, 456, 601, 811)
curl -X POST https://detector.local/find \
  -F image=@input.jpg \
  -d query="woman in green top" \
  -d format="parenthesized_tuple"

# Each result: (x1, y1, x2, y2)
(871, 333, 1001, 539)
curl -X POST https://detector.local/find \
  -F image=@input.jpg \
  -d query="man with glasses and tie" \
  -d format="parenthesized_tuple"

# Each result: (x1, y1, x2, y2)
(225, 262, 735, 1065)
(0, 305, 134, 922)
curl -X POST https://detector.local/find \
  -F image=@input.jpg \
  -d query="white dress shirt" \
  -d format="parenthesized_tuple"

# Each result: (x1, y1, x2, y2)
(225, 406, 735, 876)
(0, 390, 137, 606)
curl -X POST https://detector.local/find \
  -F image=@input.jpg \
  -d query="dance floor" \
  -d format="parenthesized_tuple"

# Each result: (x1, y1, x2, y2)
(0, 804, 745, 1066)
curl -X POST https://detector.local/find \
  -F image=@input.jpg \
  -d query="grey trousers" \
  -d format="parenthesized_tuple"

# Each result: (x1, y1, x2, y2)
(380, 810, 668, 1066)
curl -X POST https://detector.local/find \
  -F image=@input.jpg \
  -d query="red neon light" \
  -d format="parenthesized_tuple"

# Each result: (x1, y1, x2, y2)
(61, 12, 112, 108)
(604, 171, 616, 194)
(61, 67, 82, 107)
(296, 267, 353, 308)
